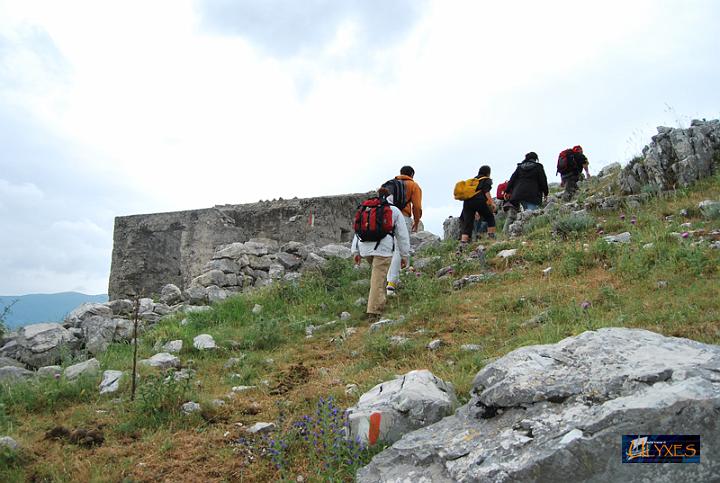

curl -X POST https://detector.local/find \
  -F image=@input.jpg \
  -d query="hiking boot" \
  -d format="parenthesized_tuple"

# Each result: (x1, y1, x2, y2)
(386, 283, 397, 297)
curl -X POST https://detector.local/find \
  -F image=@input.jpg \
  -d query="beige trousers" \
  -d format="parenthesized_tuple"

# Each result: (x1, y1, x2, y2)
(366, 256, 392, 315)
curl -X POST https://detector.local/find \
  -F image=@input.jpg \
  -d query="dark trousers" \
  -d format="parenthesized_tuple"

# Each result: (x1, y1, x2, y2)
(461, 197, 495, 236)
(562, 173, 580, 201)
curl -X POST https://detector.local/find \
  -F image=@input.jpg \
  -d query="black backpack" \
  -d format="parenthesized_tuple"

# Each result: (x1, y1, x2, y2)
(381, 179, 408, 210)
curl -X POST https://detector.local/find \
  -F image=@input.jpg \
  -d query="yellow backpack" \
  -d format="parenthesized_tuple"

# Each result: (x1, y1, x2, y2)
(454, 176, 488, 201)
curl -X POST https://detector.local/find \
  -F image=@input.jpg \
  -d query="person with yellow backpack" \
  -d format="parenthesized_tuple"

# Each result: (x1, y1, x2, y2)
(454, 165, 497, 250)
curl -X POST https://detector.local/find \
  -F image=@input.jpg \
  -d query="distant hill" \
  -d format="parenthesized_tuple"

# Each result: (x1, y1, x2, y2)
(0, 292, 108, 330)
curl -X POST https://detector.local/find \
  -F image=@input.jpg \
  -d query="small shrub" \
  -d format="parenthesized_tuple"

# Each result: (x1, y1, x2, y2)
(552, 214, 595, 238)
(0, 402, 12, 433)
(264, 396, 379, 480)
(559, 247, 597, 276)
(0, 443, 24, 481)
(640, 184, 662, 197)
(240, 318, 285, 350)
(128, 371, 196, 429)
(0, 299, 18, 337)
(523, 241, 562, 264)
(524, 214, 551, 235)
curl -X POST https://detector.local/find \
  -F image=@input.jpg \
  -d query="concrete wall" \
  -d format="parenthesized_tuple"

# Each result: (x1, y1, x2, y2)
(109, 193, 371, 300)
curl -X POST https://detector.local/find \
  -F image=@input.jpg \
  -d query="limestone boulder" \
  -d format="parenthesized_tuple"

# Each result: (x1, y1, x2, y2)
(283, 272, 302, 283)
(302, 253, 327, 271)
(162, 340, 183, 353)
(203, 258, 241, 275)
(138, 298, 154, 314)
(207, 285, 229, 303)
(108, 299, 135, 316)
(193, 334, 216, 350)
(15, 323, 80, 368)
(0, 436, 19, 451)
(0, 366, 34, 383)
(276, 252, 303, 270)
(99, 370, 123, 394)
(183, 286, 208, 305)
(213, 242, 249, 260)
(347, 369, 458, 445)
(140, 353, 181, 369)
(442, 217, 461, 241)
(64, 303, 112, 328)
(281, 241, 311, 259)
(358, 328, 720, 483)
(248, 237, 280, 251)
(247, 255, 273, 270)
(0, 341, 19, 361)
(160, 284, 183, 305)
(37, 365, 62, 378)
(81, 316, 135, 355)
(64, 358, 100, 380)
(244, 240, 272, 256)
(319, 244, 353, 259)
(193, 270, 226, 288)
(597, 162, 622, 178)
(410, 231, 441, 252)
(0, 356, 24, 369)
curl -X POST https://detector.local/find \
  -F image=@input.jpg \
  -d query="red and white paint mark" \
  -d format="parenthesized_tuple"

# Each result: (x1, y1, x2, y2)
(368, 412, 382, 445)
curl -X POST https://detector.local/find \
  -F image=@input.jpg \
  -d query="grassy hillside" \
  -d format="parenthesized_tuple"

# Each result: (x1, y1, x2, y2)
(1, 174, 719, 482)
(0, 293, 108, 331)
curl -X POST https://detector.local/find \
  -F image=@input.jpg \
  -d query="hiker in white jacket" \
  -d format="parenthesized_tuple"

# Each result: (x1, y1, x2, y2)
(351, 188, 411, 321)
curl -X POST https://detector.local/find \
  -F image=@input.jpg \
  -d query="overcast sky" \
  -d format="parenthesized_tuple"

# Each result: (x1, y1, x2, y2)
(1, 0, 719, 295)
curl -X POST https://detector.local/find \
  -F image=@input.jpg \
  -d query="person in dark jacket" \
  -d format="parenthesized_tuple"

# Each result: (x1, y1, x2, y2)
(503, 152, 548, 233)
(459, 165, 496, 249)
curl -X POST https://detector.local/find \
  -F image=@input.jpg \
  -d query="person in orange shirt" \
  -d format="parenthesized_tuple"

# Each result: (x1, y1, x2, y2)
(387, 165, 422, 296)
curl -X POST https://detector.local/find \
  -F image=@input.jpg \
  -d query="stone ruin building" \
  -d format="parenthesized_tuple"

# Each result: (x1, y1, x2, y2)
(108, 192, 371, 300)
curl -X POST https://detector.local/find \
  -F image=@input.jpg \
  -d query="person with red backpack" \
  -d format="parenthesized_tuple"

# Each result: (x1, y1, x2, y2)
(351, 186, 411, 321)
(557, 145, 590, 201)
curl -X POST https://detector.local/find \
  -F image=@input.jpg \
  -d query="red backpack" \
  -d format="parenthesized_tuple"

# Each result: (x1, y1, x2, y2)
(496, 181, 509, 200)
(556, 148, 575, 175)
(353, 197, 394, 247)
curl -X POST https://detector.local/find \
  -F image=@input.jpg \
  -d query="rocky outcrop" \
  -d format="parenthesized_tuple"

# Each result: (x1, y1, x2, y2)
(347, 370, 458, 445)
(109, 192, 373, 300)
(619, 119, 720, 194)
(358, 328, 720, 483)
(443, 217, 461, 241)
(14, 323, 81, 369)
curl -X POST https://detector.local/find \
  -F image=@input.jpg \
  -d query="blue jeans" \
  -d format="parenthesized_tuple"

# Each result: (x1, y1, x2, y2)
(520, 201, 539, 211)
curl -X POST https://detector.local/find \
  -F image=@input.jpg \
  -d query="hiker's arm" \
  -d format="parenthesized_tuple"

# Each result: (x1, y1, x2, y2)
(411, 184, 422, 232)
(540, 169, 549, 198)
(485, 191, 496, 211)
